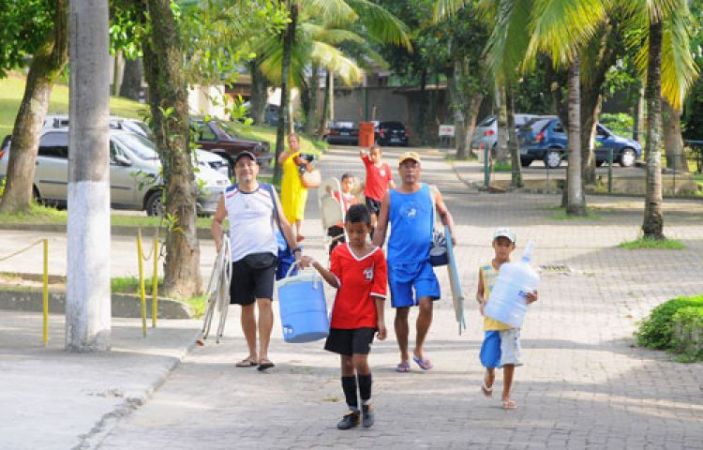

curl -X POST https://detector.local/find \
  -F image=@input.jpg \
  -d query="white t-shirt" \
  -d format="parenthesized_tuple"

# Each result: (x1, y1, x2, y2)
(224, 184, 278, 262)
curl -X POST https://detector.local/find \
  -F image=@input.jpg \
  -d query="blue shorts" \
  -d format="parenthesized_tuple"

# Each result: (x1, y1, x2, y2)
(479, 329, 522, 369)
(388, 260, 440, 308)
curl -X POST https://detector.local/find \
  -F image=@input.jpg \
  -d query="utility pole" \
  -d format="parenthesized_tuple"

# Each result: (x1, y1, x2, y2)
(66, 0, 111, 351)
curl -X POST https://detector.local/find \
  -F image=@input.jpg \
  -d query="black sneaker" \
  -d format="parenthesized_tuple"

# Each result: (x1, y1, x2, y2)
(336, 411, 360, 430)
(362, 404, 375, 428)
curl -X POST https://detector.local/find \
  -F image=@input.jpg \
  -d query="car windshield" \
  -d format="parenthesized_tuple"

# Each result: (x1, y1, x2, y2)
(112, 132, 160, 160)
(523, 118, 552, 133)
(478, 116, 495, 127)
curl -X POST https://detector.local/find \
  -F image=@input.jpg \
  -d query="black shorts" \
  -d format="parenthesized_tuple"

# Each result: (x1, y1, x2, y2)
(365, 197, 382, 216)
(230, 252, 277, 306)
(324, 327, 376, 356)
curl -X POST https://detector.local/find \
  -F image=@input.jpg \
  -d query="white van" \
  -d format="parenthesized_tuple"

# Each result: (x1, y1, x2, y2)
(0, 128, 228, 216)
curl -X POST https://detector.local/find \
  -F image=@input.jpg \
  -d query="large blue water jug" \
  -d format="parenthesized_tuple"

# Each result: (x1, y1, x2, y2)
(276, 265, 329, 343)
(484, 242, 540, 329)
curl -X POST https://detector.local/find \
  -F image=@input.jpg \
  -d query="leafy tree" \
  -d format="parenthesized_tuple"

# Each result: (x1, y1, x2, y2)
(0, 0, 67, 214)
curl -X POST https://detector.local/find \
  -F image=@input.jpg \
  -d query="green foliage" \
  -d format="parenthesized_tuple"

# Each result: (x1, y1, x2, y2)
(492, 161, 512, 172)
(636, 295, 703, 351)
(111, 275, 207, 316)
(0, 0, 54, 76)
(600, 113, 635, 137)
(618, 237, 685, 250)
(670, 306, 703, 360)
(0, 177, 5, 198)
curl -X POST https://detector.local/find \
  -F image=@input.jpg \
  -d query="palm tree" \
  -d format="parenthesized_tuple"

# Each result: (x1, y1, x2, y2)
(271, 0, 411, 183)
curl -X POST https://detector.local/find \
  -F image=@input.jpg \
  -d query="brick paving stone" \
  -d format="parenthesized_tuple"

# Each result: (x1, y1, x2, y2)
(97, 146, 703, 450)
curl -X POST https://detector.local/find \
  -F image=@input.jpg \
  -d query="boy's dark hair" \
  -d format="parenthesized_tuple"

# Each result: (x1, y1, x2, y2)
(345, 204, 371, 225)
(341, 172, 354, 182)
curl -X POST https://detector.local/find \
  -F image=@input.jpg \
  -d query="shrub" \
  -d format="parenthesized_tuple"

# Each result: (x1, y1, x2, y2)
(600, 113, 634, 137)
(671, 306, 703, 360)
(636, 295, 703, 349)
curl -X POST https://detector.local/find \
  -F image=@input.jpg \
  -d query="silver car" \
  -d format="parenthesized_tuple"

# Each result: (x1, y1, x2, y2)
(0, 128, 228, 216)
(470, 114, 543, 154)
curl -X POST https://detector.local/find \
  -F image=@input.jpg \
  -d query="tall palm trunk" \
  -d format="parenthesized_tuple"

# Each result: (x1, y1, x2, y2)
(495, 85, 509, 162)
(566, 58, 585, 215)
(65, 0, 111, 352)
(274, 1, 297, 185)
(462, 94, 483, 159)
(318, 70, 331, 135)
(304, 64, 319, 135)
(642, 21, 665, 239)
(662, 99, 687, 173)
(580, 85, 602, 185)
(120, 57, 143, 100)
(506, 84, 522, 188)
(143, 0, 201, 297)
(249, 58, 268, 125)
(0, 0, 67, 213)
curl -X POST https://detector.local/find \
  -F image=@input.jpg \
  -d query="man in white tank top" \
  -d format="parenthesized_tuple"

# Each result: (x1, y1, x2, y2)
(211, 151, 300, 371)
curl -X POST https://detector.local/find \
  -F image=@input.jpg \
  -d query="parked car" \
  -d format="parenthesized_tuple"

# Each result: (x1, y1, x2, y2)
(191, 118, 272, 167)
(375, 121, 409, 146)
(0, 128, 228, 216)
(324, 121, 359, 145)
(470, 114, 543, 153)
(518, 117, 642, 168)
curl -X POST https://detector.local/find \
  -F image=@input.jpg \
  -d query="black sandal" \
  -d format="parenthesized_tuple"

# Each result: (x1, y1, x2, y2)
(257, 359, 275, 371)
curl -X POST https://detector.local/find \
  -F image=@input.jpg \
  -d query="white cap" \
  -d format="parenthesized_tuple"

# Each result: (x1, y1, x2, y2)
(493, 227, 516, 243)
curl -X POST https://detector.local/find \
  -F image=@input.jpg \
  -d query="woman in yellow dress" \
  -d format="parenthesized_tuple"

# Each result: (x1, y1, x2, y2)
(279, 133, 309, 241)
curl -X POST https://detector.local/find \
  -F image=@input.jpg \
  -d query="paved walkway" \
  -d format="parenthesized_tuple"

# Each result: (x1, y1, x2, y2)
(94, 146, 703, 449)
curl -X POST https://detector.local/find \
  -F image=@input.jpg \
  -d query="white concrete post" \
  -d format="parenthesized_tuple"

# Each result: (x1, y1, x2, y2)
(65, 0, 111, 351)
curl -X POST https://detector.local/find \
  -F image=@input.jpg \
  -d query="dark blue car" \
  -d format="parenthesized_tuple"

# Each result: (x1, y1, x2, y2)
(519, 117, 642, 168)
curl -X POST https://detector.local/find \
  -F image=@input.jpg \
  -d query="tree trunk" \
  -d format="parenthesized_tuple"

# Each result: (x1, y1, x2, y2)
(318, 70, 330, 135)
(507, 84, 522, 188)
(249, 59, 268, 125)
(65, 0, 111, 352)
(143, 0, 201, 297)
(662, 99, 687, 173)
(633, 83, 645, 141)
(417, 69, 429, 145)
(304, 64, 319, 135)
(642, 21, 664, 239)
(566, 58, 585, 215)
(111, 51, 122, 96)
(0, 0, 68, 213)
(495, 85, 509, 162)
(119, 57, 143, 100)
(274, 1, 297, 185)
(462, 94, 483, 159)
(580, 89, 601, 185)
(448, 65, 466, 159)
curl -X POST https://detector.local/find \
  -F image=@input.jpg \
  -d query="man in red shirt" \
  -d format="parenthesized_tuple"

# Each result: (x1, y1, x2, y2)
(360, 145, 395, 231)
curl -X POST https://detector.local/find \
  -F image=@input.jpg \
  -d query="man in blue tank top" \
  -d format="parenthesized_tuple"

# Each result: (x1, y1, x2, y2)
(373, 152, 455, 372)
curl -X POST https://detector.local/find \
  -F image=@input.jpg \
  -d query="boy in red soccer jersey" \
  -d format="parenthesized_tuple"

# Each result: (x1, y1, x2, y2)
(300, 204, 387, 430)
(360, 145, 395, 232)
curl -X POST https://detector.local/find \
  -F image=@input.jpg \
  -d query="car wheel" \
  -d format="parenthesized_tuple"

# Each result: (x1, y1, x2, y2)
(544, 149, 561, 169)
(145, 191, 164, 217)
(520, 158, 533, 167)
(595, 159, 605, 167)
(619, 148, 636, 167)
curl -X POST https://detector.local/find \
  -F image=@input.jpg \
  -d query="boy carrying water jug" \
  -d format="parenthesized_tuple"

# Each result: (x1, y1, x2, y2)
(300, 204, 387, 429)
(476, 228, 538, 410)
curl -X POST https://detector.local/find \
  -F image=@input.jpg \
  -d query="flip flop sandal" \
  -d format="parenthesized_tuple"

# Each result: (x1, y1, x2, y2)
(257, 360, 275, 371)
(481, 382, 493, 398)
(235, 358, 258, 368)
(412, 355, 433, 370)
(395, 361, 410, 373)
(502, 400, 517, 410)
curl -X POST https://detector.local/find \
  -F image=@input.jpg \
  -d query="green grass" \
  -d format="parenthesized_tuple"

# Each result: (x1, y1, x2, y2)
(619, 237, 685, 250)
(493, 161, 512, 172)
(111, 275, 208, 317)
(0, 73, 145, 137)
(548, 206, 602, 221)
(0, 203, 213, 228)
(223, 122, 327, 157)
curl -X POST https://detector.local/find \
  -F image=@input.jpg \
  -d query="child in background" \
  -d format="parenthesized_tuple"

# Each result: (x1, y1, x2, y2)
(360, 145, 394, 233)
(326, 173, 358, 253)
(301, 204, 387, 430)
(476, 228, 538, 410)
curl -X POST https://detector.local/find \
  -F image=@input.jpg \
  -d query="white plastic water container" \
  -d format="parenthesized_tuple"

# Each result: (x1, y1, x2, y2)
(484, 242, 540, 329)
